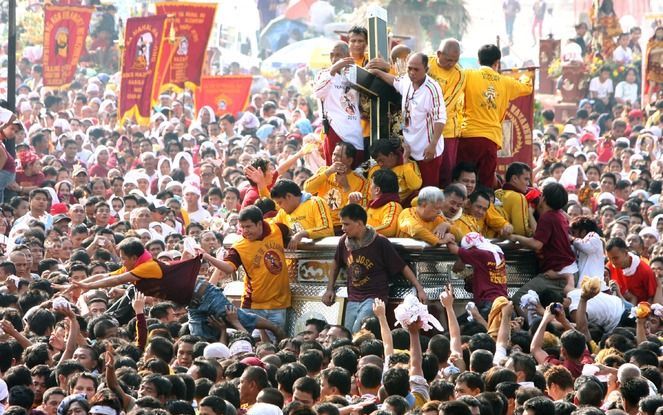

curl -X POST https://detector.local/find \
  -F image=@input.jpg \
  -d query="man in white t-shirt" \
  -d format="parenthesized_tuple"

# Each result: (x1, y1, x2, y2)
(314, 42, 364, 168)
(567, 288, 626, 333)
(183, 184, 212, 224)
(370, 53, 447, 187)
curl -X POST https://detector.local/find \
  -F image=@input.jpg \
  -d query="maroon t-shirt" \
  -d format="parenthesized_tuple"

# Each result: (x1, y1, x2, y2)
(15, 171, 45, 188)
(458, 247, 507, 302)
(334, 234, 406, 302)
(88, 163, 109, 178)
(533, 210, 576, 272)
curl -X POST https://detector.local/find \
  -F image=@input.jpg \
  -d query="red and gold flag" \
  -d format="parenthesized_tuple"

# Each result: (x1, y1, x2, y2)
(42, 5, 93, 87)
(153, 2, 217, 95)
(497, 68, 536, 175)
(194, 76, 253, 117)
(119, 15, 169, 126)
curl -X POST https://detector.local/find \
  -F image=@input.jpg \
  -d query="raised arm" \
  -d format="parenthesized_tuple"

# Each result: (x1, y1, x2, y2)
(495, 302, 514, 358)
(368, 68, 396, 86)
(57, 305, 80, 365)
(509, 234, 543, 251)
(373, 298, 394, 359)
(132, 291, 147, 350)
(407, 318, 424, 377)
(439, 285, 466, 372)
(73, 272, 139, 291)
(0, 319, 31, 349)
(201, 251, 236, 274)
(636, 314, 647, 345)
(530, 305, 554, 364)
(104, 345, 135, 411)
(575, 293, 594, 342)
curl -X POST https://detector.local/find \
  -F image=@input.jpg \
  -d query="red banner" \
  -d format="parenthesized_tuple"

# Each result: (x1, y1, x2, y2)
(497, 68, 536, 175)
(194, 76, 253, 117)
(153, 2, 217, 94)
(119, 15, 169, 126)
(42, 5, 93, 87)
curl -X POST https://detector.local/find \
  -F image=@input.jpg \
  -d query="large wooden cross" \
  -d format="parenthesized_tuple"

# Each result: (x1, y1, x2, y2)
(346, 6, 401, 145)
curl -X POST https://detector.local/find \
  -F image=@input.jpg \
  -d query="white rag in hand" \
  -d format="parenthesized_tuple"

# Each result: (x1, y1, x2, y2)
(394, 294, 444, 332)
(520, 290, 539, 311)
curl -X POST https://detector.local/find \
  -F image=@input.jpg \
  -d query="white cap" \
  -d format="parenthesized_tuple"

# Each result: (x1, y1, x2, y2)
(597, 192, 616, 205)
(616, 137, 630, 146)
(629, 189, 649, 200)
(86, 83, 100, 93)
(165, 181, 183, 191)
(53, 118, 71, 131)
(203, 343, 231, 359)
(229, 339, 253, 356)
(639, 226, 659, 241)
(247, 403, 282, 415)
(562, 124, 577, 135)
(183, 184, 201, 196)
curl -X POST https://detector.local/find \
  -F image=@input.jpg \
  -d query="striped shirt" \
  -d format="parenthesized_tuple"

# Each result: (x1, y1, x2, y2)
(393, 75, 447, 161)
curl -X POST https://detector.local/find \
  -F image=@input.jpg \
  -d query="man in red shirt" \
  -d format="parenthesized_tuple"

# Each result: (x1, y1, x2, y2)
(607, 237, 657, 304)
(446, 232, 507, 318)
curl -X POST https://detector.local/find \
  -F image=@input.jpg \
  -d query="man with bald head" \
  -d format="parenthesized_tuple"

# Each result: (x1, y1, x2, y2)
(370, 53, 447, 187)
(314, 42, 364, 167)
(428, 39, 466, 187)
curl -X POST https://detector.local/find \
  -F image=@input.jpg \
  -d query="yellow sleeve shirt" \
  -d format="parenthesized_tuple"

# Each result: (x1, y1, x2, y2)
(484, 203, 509, 235)
(497, 189, 531, 236)
(273, 196, 334, 239)
(428, 59, 466, 138)
(450, 213, 485, 242)
(367, 201, 403, 237)
(461, 67, 533, 148)
(368, 162, 423, 202)
(397, 207, 445, 245)
(304, 167, 368, 226)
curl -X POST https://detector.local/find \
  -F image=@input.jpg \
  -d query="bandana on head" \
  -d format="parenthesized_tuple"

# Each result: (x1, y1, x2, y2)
(461, 232, 504, 266)
(18, 151, 38, 168)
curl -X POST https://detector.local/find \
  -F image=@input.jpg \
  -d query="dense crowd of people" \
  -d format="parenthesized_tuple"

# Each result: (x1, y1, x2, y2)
(0, 3, 662, 415)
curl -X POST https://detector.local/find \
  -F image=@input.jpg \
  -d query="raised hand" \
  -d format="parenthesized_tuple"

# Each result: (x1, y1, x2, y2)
(132, 291, 145, 315)
(439, 284, 454, 309)
(104, 343, 115, 369)
(348, 192, 363, 204)
(207, 315, 226, 331)
(373, 298, 386, 319)
(225, 305, 239, 325)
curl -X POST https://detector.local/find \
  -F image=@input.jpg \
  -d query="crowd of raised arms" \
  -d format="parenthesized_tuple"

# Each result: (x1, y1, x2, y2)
(0, 4, 663, 415)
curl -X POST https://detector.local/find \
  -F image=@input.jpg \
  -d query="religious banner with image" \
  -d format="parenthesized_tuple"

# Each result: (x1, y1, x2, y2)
(497, 68, 536, 176)
(194, 76, 253, 117)
(153, 2, 217, 94)
(119, 15, 169, 126)
(42, 5, 93, 87)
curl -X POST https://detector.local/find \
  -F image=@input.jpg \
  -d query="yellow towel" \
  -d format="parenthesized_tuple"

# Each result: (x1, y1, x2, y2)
(487, 296, 509, 339)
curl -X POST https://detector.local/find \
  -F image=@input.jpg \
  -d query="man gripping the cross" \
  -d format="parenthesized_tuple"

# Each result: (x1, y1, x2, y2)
(370, 53, 447, 188)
